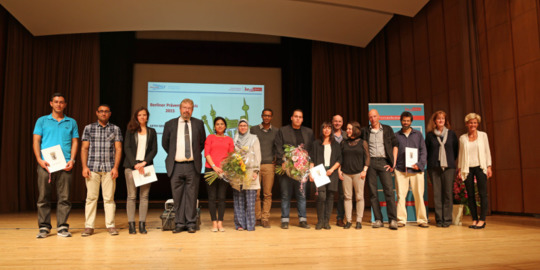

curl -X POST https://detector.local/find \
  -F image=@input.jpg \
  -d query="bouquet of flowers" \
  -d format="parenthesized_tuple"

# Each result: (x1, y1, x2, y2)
(275, 144, 311, 183)
(453, 176, 470, 215)
(204, 146, 254, 191)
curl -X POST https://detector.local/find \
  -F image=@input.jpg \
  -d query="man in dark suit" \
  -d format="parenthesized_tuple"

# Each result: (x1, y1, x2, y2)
(274, 109, 314, 229)
(162, 98, 206, 233)
(361, 109, 399, 230)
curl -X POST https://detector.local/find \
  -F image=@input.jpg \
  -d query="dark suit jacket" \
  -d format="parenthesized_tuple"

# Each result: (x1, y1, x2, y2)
(162, 117, 206, 177)
(274, 125, 314, 165)
(311, 139, 342, 191)
(123, 127, 158, 169)
(361, 124, 398, 166)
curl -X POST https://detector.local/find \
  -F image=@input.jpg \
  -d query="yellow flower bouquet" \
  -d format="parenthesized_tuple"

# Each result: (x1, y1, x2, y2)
(204, 146, 253, 191)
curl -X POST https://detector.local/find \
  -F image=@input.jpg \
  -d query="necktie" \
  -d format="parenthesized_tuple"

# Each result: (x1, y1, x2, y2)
(184, 120, 191, 159)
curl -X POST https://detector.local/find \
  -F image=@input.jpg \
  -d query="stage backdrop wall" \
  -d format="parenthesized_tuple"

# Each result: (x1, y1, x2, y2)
(312, 0, 540, 215)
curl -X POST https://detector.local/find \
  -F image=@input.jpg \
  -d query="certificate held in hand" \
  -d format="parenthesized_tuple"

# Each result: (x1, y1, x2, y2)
(131, 165, 158, 187)
(310, 164, 331, 188)
(41, 145, 67, 173)
(405, 147, 418, 168)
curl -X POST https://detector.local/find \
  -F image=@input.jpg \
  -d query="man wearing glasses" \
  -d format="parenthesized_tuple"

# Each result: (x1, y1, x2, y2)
(250, 108, 278, 228)
(81, 104, 123, 236)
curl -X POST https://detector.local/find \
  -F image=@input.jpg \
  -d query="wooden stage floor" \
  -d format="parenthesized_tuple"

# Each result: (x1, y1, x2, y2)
(1, 208, 540, 269)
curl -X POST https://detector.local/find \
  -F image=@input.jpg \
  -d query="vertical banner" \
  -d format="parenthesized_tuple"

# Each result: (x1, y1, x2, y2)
(368, 103, 428, 222)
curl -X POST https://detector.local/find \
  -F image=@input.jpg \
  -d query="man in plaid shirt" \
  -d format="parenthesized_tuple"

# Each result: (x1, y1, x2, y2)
(80, 104, 123, 236)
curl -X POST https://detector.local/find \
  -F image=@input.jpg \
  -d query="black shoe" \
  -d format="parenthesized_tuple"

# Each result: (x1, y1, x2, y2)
(474, 222, 486, 229)
(442, 223, 451, 228)
(336, 219, 345, 227)
(299, 221, 310, 229)
(436, 222, 443, 227)
(128, 222, 136, 234)
(343, 222, 352, 229)
(172, 226, 183, 234)
(139, 221, 147, 234)
(315, 223, 323, 230)
(187, 227, 196, 233)
(281, 222, 289, 229)
(323, 222, 331, 230)
(468, 224, 477, 229)
(356, 222, 362, 230)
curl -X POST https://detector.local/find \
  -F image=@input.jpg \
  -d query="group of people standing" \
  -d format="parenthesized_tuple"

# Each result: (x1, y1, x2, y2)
(32, 93, 492, 238)
(34, 93, 159, 238)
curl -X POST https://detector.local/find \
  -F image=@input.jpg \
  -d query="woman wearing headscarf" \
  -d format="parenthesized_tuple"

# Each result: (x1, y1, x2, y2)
(232, 119, 261, 231)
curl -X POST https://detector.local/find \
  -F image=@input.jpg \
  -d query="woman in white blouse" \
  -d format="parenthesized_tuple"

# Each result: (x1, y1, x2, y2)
(457, 113, 492, 229)
(123, 107, 158, 234)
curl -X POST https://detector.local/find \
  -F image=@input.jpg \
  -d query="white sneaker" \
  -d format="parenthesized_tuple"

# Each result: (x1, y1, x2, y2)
(36, 229, 49, 239)
(57, 229, 72, 237)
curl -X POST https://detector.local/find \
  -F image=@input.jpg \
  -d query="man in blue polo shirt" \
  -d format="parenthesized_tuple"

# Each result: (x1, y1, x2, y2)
(33, 93, 79, 238)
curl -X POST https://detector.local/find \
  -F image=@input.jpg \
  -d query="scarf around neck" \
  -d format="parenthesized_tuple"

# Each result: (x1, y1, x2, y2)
(434, 127, 448, 169)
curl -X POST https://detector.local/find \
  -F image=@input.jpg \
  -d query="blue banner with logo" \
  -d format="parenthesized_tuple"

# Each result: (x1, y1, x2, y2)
(368, 103, 428, 223)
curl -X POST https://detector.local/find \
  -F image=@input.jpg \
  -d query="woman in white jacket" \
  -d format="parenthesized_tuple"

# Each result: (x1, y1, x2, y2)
(457, 113, 492, 229)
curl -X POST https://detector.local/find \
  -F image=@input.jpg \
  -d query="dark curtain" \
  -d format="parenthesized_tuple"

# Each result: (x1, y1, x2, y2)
(0, 9, 100, 213)
(311, 33, 388, 137)
(281, 38, 312, 127)
(100, 32, 136, 201)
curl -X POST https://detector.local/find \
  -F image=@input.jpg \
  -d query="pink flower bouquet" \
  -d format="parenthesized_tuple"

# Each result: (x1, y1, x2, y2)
(275, 144, 311, 183)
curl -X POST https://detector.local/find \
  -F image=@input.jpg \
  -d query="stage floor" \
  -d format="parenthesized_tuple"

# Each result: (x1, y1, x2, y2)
(1, 208, 540, 269)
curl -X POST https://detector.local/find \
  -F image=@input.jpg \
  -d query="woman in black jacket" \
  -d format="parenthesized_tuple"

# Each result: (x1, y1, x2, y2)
(310, 122, 342, 230)
(123, 107, 158, 234)
(425, 110, 459, 227)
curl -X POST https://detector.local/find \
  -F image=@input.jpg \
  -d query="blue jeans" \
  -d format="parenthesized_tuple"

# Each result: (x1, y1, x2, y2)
(280, 175, 307, 222)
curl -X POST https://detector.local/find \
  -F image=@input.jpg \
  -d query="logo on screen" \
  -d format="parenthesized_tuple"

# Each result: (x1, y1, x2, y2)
(244, 87, 262, 92)
(149, 84, 166, 90)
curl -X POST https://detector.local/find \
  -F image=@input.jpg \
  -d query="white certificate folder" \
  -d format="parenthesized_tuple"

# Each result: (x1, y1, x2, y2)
(405, 147, 418, 168)
(131, 165, 158, 187)
(41, 145, 67, 173)
(310, 164, 331, 188)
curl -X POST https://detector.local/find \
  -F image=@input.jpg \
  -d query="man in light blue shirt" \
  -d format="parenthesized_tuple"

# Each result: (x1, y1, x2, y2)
(33, 93, 79, 238)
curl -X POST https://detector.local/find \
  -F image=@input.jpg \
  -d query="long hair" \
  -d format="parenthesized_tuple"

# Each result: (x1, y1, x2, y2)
(319, 121, 334, 142)
(347, 121, 362, 139)
(127, 107, 150, 133)
(427, 110, 451, 132)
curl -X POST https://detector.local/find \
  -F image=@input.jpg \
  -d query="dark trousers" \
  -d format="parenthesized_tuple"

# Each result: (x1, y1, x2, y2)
(367, 158, 397, 222)
(280, 175, 307, 222)
(429, 167, 455, 225)
(464, 166, 489, 221)
(336, 182, 345, 221)
(316, 185, 335, 225)
(37, 166, 72, 230)
(170, 162, 199, 228)
(205, 168, 228, 221)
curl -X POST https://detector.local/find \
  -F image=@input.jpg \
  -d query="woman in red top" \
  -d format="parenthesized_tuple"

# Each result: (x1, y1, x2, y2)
(204, 117, 234, 232)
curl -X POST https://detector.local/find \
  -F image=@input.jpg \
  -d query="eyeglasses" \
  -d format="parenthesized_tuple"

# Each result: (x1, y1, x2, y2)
(97, 110, 111, 114)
